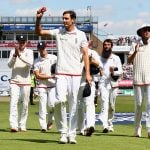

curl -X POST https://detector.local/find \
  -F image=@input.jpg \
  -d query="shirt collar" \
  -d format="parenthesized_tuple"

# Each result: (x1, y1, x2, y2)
(64, 27, 77, 35)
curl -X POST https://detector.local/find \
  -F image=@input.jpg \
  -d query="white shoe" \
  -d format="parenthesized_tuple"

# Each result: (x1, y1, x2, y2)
(79, 131, 85, 136)
(69, 137, 77, 144)
(59, 134, 68, 144)
(19, 127, 27, 132)
(108, 126, 114, 132)
(134, 127, 142, 137)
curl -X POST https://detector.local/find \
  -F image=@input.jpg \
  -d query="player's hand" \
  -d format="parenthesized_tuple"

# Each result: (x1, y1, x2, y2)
(86, 74, 92, 85)
(109, 66, 114, 74)
(15, 46, 20, 57)
(36, 7, 47, 18)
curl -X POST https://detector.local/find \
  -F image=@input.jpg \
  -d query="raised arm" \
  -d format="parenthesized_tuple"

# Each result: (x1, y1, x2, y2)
(35, 7, 52, 36)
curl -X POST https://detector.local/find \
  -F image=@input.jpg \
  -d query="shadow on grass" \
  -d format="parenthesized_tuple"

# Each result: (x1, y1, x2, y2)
(0, 128, 60, 136)
(0, 128, 9, 132)
(1, 138, 59, 143)
(93, 130, 147, 139)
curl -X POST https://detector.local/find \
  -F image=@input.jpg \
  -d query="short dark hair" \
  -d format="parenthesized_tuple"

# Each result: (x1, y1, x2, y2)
(63, 10, 76, 20)
(103, 39, 113, 47)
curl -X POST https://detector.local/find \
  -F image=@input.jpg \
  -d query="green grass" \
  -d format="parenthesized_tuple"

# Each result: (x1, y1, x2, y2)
(0, 96, 149, 150)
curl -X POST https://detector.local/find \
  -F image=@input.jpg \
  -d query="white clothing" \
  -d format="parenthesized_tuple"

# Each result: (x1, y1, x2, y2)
(49, 27, 88, 138)
(99, 53, 122, 129)
(78, 49, 100, 132)
(34, 54, 57, 130)
(8, 47, 33, 130)
(34, 54, 57, 88)
(50, 27, 88, 75)
(99, 54, 122, 85)
(129, 39, 150, 132)
(38, 87, 57, 130)
(78, 81, 95, 133)
(8, 48, 33, 84)
(129, 41, 150, 85)
(55, 75, 81, 137)
(134, 86, 150, 129)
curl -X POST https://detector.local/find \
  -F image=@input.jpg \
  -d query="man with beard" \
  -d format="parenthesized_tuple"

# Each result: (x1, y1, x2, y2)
(98, 39, 122, 133)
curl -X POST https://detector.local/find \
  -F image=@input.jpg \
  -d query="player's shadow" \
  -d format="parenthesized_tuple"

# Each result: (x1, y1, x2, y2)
(16, 138, 58, 143)
(94, 130, 147, 139)
(0, 128, 9, 132)
(1, 138, 58, 143)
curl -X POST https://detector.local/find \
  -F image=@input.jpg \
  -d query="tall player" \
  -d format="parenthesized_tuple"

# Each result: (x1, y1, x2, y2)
(35, 8, 91, 144)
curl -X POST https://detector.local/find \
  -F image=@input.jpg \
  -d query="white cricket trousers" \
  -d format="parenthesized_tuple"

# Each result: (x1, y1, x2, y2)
(78, 81, 95, 133)
(38, 87, 57, 130)
(9, 84, 30, 129)
(55, 75, 81, 138)
(99, 82, 118, 129)
(108, 88, 118, 125)
(134, 85, 150, 130)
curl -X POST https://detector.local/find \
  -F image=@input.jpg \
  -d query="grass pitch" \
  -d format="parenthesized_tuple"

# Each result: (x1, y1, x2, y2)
(0, 96, 149, 150)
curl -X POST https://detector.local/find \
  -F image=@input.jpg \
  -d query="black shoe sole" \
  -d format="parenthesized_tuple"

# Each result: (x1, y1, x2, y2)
(103, 128, 109, 133)
(86, 127, 95, 136)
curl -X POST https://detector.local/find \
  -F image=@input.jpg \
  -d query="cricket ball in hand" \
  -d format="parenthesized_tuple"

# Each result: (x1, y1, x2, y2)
(41, 7, 47, 12)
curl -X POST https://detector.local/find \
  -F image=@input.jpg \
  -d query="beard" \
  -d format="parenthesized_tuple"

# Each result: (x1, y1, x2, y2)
(102, 48, 112, 59)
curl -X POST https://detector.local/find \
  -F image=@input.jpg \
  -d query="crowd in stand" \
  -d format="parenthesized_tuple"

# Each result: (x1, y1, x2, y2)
(122, 63, 133, 80)
(111, 36, 141, 46)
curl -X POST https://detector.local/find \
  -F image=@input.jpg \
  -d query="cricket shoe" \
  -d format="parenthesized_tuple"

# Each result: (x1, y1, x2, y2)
(134, 127, 142, 137)
(69, 136, 77, 144)
(19, 127, 27, 132)
(10, 128, 18, 132)
(41, 129, 47, 133)
(103, 128, 109, 133)
(85, 126, 95, 136)
(59, 134, 68, 144)
(108, 126, 114, 132)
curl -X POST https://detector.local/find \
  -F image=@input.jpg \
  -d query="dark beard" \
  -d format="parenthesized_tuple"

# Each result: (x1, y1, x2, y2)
(102, 48, 112, 59)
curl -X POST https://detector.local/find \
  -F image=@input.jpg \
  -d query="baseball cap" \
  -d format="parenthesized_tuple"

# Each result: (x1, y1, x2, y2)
(16, 35, 27, 41)
(37, 41, 46, 49)
(83, 82, 91, 97)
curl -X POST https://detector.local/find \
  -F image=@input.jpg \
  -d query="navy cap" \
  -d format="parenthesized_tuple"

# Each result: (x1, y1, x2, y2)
(37, 41, 46, 49)
(16, 35, 27, 41)
(83, 82, 91, 97)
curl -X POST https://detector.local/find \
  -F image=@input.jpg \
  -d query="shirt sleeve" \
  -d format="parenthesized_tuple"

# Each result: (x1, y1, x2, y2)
(81, 32, 88, 48)
(33, 59, 40, 71)
(113, 55, 123, 76)
(49, 28, 60, 36)
(7, 49, 16, 68)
